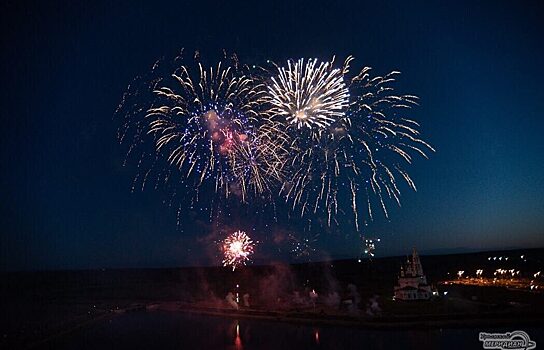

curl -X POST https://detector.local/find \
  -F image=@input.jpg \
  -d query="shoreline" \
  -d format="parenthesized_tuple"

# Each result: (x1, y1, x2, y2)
(13, 301, 544, 348)
(151, 302, 544, 330)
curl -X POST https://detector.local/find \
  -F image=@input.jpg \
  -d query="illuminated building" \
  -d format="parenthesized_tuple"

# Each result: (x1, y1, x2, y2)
(394, 248, 432, 300)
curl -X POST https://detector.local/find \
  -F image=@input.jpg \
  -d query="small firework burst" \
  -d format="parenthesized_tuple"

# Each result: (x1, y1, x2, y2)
(222, 230, 255, 270)
(288, 233, 319, 260)
(361, 237, 381, 259)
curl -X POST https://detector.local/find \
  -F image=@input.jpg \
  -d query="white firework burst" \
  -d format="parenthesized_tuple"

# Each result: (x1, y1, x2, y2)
(267, 58, 350, 131)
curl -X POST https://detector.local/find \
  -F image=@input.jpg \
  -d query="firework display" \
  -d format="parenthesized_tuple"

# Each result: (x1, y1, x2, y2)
(268, 56, 434, 231)
(117, 50, 433, 255)
(117, 51, 284, 220)
(222, 230, 255, 270)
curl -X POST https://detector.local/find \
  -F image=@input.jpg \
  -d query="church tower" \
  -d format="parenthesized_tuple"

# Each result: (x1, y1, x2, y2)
(412, 247, 424, 276)
(394, 247, 432, 300)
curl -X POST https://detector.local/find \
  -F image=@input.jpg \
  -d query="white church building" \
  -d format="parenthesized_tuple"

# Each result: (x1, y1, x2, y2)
(394, 248, 432, 301)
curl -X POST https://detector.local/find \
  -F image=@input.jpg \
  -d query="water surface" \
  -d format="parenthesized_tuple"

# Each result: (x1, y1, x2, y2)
(43, 311, 542, 350)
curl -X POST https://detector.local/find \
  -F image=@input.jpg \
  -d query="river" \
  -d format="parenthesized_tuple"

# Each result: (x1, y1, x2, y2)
(43, 311, 542, 349)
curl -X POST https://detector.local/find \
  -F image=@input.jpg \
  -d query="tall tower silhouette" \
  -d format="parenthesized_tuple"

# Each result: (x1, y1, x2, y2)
(412, 247, 424, 276)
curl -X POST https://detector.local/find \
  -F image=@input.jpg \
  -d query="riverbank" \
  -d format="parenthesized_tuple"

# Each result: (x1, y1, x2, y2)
(153, 301, 544, 330)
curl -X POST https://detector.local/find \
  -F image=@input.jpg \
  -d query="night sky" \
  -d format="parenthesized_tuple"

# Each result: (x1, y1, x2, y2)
(1, 0, 543, 270)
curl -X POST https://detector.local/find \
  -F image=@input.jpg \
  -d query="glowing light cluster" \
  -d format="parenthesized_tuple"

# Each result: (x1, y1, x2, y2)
(363, 237, 381, 258)
(222, 230, 255, 270)
(288, 233, 319, 260)
(445, 254, 541, 292)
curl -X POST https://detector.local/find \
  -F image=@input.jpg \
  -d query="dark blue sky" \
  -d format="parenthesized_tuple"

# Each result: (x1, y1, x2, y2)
(1, 0, 543, 270)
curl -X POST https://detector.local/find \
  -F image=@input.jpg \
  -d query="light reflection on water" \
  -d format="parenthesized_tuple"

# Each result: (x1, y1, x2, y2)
(43, 311, 542, 350)
(234, 321, 242, 350)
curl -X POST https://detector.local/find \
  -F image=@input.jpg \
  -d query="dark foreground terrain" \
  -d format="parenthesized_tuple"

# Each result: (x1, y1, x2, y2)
(1, 248, 543, 349)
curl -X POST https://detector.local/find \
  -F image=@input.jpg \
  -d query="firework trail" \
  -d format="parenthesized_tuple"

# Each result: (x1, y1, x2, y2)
(117, 51, 285, 222)
(265, 56, 434, 231)
(222, 230, 255, 270)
